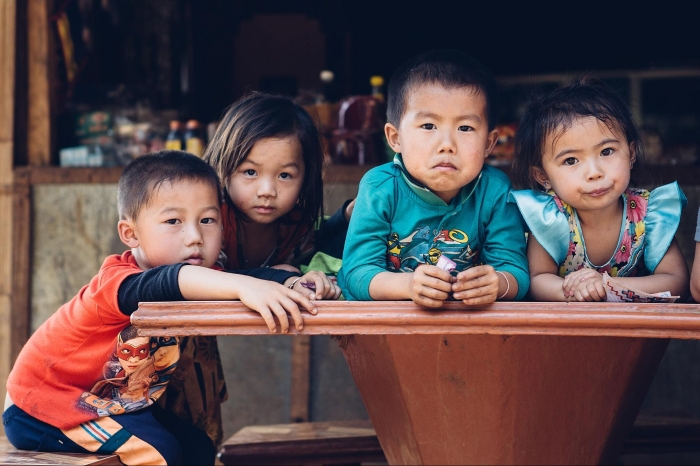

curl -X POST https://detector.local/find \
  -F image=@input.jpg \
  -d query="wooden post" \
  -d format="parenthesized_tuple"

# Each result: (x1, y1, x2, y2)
(27, 0, 53, 166)
(290, 336, 311, 422)
(0, 0, 17, 435)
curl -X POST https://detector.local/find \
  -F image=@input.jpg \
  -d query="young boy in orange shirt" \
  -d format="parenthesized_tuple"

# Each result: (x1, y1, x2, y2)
(4, 151, 316, 465)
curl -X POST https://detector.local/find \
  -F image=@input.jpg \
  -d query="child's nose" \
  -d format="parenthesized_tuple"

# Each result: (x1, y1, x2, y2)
(256, 178, 277, 197)
(184, 223, 204, 245)
(585, 159, 604, 180)
(437, 130, 456, 153)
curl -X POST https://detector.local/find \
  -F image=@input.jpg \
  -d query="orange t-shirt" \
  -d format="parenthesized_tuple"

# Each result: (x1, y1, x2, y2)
(6, 251, 178, 429)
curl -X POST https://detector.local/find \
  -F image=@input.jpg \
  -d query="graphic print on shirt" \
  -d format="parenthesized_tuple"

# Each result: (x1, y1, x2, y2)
(386, 226, 480, 272)
(77, 325, 180, 417)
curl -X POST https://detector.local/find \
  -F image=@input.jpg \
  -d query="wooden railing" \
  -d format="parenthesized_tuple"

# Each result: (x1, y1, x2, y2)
(132, 301, 700, 339)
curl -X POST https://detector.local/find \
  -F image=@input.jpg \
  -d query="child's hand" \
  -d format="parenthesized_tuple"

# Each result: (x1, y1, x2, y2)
(408, 265, 454, 308)
(238, 281, 317, 333)
(286, 271, 341, 300)
(452, 265, 500, 304)
(562, 268, 606, 301)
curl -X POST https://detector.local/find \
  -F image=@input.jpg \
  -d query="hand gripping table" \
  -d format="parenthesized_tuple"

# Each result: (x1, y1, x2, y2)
(132, 301, 700, 464)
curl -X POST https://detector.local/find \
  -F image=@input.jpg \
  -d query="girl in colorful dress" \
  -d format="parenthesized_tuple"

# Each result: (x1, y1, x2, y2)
(510, 80, 689, 302)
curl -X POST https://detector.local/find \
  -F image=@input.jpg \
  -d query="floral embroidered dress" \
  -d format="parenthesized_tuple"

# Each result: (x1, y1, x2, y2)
(510, 182, 686, 278)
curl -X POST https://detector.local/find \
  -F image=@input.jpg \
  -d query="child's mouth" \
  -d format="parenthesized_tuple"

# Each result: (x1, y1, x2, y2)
(185, 255, 203, 265)
(586, 187, 611, 197)
(254, 206, 275, 214)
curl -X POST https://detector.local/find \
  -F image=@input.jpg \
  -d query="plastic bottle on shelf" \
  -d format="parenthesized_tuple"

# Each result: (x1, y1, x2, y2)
(320, 70, 336, 103)
(370, 75, 384, 102)
(184, 120, 204, 157)
(165, 120, 185, 151)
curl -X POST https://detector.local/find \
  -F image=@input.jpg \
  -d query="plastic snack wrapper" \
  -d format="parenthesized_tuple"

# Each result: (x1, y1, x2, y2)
(436, 255, 456, 272)
(602, 272, 679, 303)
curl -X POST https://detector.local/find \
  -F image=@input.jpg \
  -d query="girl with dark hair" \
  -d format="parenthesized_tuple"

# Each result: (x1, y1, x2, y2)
(161, 93, 351, 445)
(510, 80, 689, 302)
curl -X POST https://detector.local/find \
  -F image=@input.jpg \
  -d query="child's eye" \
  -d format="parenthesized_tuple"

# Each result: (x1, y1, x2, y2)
(201, 217, 217, 225)
(243, 169, 256, 176)
(279, 172, 292, 180)
(421, 123, 436, 130)
(458, 125, 473, 132)
(563, 157, 578, 166)
(165, 219, 180, 225)
(601, 148, 614, 156)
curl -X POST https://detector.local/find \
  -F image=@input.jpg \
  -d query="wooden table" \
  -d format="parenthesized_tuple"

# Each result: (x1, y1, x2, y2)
(132, 301, 700, 464)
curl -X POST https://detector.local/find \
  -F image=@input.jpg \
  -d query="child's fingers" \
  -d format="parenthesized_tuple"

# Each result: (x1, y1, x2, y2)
(455, 265, 492, 281)
(267, 301, 292, 333)
(453, 271, 497, 293)
(453, 284, 497, 301)
(277, 295, 306, 331)
(288, 289, 318, 315)
(417, 285, 451, 301)
(574, 280, 604, 302)
(417, 275, 454, 293)
(330, 282, 342, 299)
(307, 273, 330, 299)
(257, 307, 279, 333)
(421, 264, 456, 283)
(460, 294, 497, 305)
(593, 280, 607, 300)
(414, 294, 447, 308)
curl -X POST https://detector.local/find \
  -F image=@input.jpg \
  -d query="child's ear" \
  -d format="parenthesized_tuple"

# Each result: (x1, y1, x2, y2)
(531, 167, 550, 190)
(384, 122, 401, 154)
(484, 128, 500, 158)
(118, 219, 140, 248)
(629, 142, 637, 168)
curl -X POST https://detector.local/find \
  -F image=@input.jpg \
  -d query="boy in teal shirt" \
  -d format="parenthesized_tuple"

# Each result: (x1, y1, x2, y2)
(338, 49, 529, 306)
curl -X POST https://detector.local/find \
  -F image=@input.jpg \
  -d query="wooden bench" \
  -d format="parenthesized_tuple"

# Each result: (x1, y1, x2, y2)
(0, 436, 122, 465)
(623, 412, 700, 454)
(218, 415, 700, 465)
(218, 420, 385, 465)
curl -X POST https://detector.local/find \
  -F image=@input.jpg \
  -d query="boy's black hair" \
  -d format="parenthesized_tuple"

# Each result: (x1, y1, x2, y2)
(386, 49, 498, 130)
(511, 79, 644, 190)
(203, 92, 324, 229)
(118, 150, 222, 220)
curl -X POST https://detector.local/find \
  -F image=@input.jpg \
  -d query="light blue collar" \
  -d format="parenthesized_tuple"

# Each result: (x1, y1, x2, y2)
(392, 153, 481, 207)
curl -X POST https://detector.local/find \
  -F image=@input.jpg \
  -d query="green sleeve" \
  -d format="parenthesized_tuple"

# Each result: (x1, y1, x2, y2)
(480, 181, 530, 300)
(338, 171, 395, 301)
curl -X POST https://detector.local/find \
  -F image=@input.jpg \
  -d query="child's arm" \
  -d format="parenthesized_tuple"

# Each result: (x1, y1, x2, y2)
(692, 242, 700, 302)
(177, 266, 316, 333)
(575, 239, 688, 301)
(454, 176, 530, 303)
(528, 235, 593, 301)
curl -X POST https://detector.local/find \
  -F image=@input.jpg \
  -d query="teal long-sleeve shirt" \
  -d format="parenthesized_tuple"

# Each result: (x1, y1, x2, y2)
(338, 156, 530, 301)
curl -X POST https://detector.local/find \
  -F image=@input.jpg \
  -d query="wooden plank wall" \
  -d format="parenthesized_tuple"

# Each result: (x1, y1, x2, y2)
(0, 0, 17, 432)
